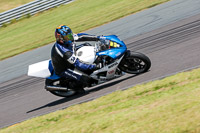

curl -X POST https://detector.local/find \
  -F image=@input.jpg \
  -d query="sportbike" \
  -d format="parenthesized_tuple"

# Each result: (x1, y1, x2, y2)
(28, 35, 151, 97)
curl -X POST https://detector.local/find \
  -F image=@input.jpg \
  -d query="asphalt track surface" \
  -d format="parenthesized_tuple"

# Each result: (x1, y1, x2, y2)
(1, 0, 200, 129)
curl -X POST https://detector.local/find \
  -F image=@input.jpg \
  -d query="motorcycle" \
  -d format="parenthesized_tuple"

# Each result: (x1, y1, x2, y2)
(28, 35, 151, 97)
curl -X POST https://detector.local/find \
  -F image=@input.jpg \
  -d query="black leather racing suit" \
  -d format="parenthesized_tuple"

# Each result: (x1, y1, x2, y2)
(51, 33, 100, 86)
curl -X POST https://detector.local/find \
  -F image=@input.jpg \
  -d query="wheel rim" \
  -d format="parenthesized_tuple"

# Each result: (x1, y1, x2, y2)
(122, 57, 146, 73)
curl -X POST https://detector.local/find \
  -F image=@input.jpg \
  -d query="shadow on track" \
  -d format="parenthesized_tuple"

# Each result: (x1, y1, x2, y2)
(26, 74, 139, 113)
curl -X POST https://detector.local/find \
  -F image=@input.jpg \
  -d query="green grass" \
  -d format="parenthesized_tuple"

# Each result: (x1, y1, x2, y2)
(0, 0, 33, 13)
(1, 68, 200, 133)
(0, 0, 170, 60)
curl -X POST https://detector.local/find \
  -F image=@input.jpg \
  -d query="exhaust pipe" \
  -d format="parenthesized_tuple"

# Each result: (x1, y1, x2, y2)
(45, 85, 68, 91)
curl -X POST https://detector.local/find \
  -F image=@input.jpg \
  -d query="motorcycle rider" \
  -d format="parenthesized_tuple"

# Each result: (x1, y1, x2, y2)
(51, 25, 104, 92)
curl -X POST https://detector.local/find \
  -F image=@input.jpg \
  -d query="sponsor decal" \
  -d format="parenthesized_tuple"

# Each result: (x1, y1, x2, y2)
(108, 62, 118, 68)
(109, 52, 115, 55)
(108, 70, 115, 74)
(116, 52, 121, 57)
(65, 71, 77, 80)
(68, 55, 76, 64)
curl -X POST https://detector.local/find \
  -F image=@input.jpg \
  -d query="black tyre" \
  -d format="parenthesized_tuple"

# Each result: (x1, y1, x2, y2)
(45, 79, 77, 97)
(119, 52, 151, 74)
(49, 90, 76, 97)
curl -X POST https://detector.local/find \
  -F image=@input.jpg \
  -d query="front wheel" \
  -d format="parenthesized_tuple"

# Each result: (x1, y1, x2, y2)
(118, 52, 151, 74)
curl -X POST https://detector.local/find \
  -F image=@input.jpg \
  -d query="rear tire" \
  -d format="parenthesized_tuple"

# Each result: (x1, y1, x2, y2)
(49, 90, 76, 97)
(119, 52, 151, 74)
(45, 79, 77, 97)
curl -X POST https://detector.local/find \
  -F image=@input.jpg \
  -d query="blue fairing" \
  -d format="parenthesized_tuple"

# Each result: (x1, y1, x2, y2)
(97, 35, 127, 59)
(97, 49, 126, 59)
(77, 33, 89, 36)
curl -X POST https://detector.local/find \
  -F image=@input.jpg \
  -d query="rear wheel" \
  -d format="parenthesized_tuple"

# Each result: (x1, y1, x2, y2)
(45, 79, 77, 97)
(50, 90, 76, 97)
(119, 52, 151, 74)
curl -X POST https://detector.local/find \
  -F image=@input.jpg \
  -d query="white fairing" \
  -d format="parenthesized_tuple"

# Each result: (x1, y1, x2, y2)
(90, 55, 125, 82)
(76, 46, 96, 64)
(28, 60, 51, 78)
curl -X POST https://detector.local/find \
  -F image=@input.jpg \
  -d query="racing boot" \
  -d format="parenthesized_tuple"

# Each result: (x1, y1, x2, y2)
(68, 81, 85, 94)
(80, 75, 97, 87)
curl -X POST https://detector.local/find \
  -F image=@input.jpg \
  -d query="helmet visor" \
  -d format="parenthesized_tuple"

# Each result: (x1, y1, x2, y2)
(63, 33, 74, 41)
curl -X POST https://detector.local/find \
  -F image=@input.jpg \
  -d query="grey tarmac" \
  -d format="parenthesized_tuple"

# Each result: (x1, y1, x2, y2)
(1, 0, 200, 129)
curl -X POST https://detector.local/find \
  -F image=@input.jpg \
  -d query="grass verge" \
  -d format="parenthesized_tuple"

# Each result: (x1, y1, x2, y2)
(1, 67, 200, 133)
(0, 0, 33, 13)
(0, 0, 170, 60)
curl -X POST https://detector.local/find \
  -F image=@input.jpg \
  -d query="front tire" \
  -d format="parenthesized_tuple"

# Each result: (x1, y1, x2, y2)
(119, 52, 151, 74)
